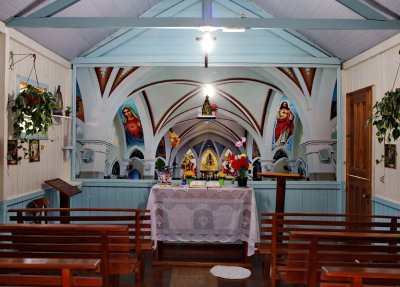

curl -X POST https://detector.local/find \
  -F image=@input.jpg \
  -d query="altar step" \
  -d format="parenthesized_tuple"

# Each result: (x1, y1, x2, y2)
(152, 242, 251, 267)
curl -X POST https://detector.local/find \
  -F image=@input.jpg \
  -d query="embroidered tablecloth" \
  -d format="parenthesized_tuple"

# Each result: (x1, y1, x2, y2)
(146, 184, 260, 256)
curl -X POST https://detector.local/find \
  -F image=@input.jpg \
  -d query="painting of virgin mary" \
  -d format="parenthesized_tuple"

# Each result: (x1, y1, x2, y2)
(120, 105, 144, 147)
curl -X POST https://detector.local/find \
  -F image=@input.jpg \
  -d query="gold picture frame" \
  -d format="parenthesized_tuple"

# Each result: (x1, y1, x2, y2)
(29, 139, 40, 162)
(384, 144, 396, 169)
(7, 140, 18, 165)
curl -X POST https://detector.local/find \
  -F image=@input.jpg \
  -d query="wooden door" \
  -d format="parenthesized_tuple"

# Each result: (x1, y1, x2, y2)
(346, 86, 372, 217)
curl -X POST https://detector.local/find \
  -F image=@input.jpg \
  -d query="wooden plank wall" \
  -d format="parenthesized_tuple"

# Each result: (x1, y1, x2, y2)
(4, 180, 400, 223)
(2, 180, 342, 223)
(2, 28, 72, 205)
(342, 36, 400, 205)
(373, 196, 400, 216)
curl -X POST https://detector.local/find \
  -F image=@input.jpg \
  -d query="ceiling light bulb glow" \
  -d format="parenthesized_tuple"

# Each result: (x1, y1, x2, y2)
(204, 84, 215, 97)
(202, 33, 214, 53)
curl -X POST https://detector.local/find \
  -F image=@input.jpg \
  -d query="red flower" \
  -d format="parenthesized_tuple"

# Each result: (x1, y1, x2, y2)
(230, 154, 251, 179)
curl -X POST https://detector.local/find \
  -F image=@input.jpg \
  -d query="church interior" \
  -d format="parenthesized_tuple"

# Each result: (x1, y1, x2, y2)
(1, 0, 400, 286)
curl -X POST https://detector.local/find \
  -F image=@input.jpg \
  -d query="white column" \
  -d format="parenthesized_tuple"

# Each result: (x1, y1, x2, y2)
(143, 158, 156, 179)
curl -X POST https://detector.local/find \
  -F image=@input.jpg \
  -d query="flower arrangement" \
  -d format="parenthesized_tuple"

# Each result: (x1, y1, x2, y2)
(230, 154, 252, 180)
(184, 170, 196, 179)
(216, 172, 226, 179)
(210, 104, 218, 111)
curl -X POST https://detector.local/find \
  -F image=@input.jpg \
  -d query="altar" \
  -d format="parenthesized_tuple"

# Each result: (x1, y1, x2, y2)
(146, 184, 260, 260)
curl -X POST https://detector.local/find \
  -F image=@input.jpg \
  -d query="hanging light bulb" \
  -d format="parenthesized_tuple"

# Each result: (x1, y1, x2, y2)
(204, 84, 215, 98)
(196, 33, 216, 68)
(201, 32, 214, 53)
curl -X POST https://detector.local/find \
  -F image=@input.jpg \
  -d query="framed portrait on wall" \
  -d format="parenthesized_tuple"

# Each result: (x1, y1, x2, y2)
(29, 139, 40, 162)
(384, 144, 396, 169)
(7, 140, 18, 165)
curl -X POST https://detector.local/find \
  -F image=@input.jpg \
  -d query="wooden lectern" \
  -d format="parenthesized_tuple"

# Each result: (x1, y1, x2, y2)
(258, 172, 305, 213)
(45, 178, 81, 223)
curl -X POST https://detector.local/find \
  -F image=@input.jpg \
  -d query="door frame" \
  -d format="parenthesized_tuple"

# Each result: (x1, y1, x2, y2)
(345, 86, 372, 216)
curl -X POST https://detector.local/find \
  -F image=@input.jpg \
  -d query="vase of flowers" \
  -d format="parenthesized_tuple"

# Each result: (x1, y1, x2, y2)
(228, 137, 251, 187)
(230, 153, 251, 187)
(237, 176, 248, 187)
(184, 170, 196, 185)
(211, 104, 218, 116)
(217, 172, 226, 186)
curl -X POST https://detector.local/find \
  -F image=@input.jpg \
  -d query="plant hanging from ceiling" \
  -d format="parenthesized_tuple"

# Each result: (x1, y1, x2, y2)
(10, 53, 56, 160)
(366, 52, 400, 164)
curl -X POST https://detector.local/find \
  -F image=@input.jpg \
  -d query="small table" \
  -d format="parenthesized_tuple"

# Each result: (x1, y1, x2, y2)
(258, 172, 304, 213)
(146, 184, 260, 264)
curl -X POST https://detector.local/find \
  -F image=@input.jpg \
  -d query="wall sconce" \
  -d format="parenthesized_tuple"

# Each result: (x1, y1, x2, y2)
(196, 32, 216, 68)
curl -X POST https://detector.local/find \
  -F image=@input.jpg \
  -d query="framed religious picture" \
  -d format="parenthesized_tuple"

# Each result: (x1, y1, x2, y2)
(7, 140, 18, 165)
(384, 144, 396, 169)
(29, 139, 40, 162)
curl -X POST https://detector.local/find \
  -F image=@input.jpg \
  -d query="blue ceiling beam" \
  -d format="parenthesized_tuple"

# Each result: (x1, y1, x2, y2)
(202, 0, 212, 26)
(215, 0, 331, 59)
(83, 0, 199, 57)
(71, 54, 341, 66)
(6, 17, 400, 30)
(336, 0, 387, 20)
(26, 0, 80, 17)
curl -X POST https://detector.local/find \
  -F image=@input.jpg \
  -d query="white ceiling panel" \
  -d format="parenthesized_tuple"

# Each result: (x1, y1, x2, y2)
(1, 0, 400, 61)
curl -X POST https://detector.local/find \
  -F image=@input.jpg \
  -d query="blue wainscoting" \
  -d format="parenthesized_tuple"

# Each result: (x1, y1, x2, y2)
(373, 196, 400, 216)
(1, 190, 47, 223)
(75, 180, 343, 221)
(1, 180, 344, 223)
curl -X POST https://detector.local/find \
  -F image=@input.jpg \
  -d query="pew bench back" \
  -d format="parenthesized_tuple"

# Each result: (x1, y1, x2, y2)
(0, 223, 130, 286)
(258, 212, 400, 287)
(0, 257, 102, 287)
(282, 231, 400, 287)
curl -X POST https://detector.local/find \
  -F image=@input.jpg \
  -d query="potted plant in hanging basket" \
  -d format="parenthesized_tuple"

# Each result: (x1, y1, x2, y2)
(366, 88, 400, 164)
(11, 85, 55, 157)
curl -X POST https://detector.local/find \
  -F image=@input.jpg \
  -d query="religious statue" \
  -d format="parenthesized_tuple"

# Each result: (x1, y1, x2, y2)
(202, 95, 212, 116)
(274, 101, 295, 147)
(53, 85, 63, 115)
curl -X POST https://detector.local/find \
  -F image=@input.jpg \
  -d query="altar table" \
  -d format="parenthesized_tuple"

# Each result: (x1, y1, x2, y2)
(146, 184, 260, 256)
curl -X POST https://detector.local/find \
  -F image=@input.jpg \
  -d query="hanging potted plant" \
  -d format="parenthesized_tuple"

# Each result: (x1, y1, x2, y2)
(11, 85, 56, 157)
(366, 88, 400, 163)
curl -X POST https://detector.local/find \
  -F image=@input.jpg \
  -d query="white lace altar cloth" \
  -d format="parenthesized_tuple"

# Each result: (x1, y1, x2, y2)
(146, 184, 260, 256)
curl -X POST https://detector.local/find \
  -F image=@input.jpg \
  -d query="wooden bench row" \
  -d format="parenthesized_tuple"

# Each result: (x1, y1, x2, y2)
(281, 230, 400, 287)
(258, 212, 400, 287)
(0, 257, 101, 287)
(3, 208, 152, 287)
(0, 223, 131, 287)
(321, 266, 400, 287)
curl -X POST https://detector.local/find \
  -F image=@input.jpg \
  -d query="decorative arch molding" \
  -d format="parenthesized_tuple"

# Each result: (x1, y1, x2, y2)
(111, 158, 122, 177)
(126, 146, 145, 160)
(260, 67, 312, 139)
(171, 133, 239, 170)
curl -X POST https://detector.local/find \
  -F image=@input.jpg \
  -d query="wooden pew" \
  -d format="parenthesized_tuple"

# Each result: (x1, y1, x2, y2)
(0, 258, 101, 287)
(321, 266, 400, 287)
(258, 212, 400, 287)
(0, 223, 132, 287)
(8, 207, 152, 281)
(280, 230, 400, 287)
